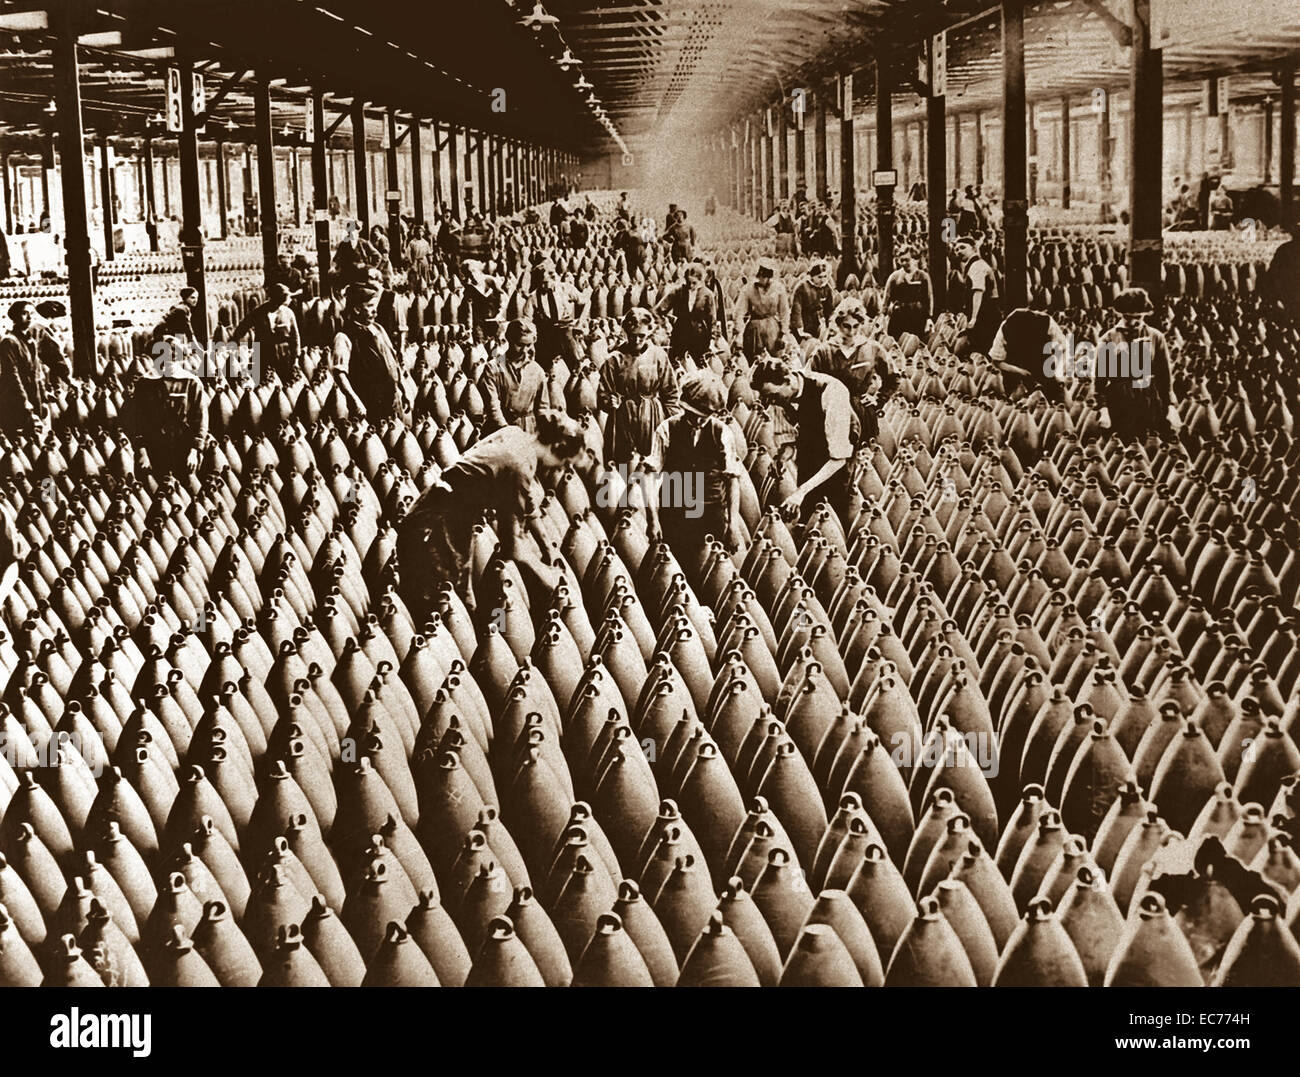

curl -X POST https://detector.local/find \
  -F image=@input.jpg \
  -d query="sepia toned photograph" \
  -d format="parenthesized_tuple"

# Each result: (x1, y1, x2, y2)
(0, 0, 1296, 1054)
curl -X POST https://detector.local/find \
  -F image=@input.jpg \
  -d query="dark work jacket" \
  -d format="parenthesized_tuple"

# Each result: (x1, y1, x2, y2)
(661, 285, 716, 358)
(661, 413, 730, 540)
(1000, 308, 1062, 401)
(0, 332, 46, 433)
(341, 316, 410, 424)
(790, 279, 835, 339)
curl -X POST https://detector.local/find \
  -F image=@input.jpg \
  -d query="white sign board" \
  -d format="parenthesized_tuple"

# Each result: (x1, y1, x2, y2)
(931, 33, 947, 98)
(165, 67, 183, 132)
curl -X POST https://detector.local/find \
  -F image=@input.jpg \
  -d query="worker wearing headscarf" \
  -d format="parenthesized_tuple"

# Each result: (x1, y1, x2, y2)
(789, 260, 836, 344)
(598, 307, 681, 464)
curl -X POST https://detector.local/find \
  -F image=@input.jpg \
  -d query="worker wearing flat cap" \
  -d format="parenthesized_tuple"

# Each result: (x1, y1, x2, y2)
(332, 275, 412, 425)
(480, 318, 552, 435)
(1093, 286, 1178, 442)
(644, 369, 746, 577)
(734, 258, 790, 359)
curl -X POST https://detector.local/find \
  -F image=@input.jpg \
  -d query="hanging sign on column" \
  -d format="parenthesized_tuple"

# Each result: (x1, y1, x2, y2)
(165, 67, 183, 132)
(191, 73, 206, 131)
(931, 33, 947, 97)
(304, 101, 315, 144)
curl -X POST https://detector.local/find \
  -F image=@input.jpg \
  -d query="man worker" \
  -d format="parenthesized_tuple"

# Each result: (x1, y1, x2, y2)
(31, 301, 73, 384)
(989, 307, 1071, 403)
(953, 235, 1001, 359)
(480, 318, 551, 434)
(751, 355, 857, 526)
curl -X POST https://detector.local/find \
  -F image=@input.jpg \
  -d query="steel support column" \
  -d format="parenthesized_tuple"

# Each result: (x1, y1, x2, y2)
(1028, 101, 1038, 206)
(1263, 98, 1274, 185)
(927, 88, 947, 313)
(1281, 64, 1295, 228)
(476, 133, 486, 213)
(795, 97, 807, 196)
(449, 125, 461, 218)
(254, 75, 279, 292)
(143, 135, 158, 252)
(1061, 95, 1072, 208)
(410, 119, 424, 227)
(385, 109, 400, 259)
(953, 113, 962, 187)
(50, 0, 95, 375)
(1098, 87, 1113, 220)
(290, 149, 301, 228)
(432, 122, 444, 212)
(1128, 0, 1163, 308)
(98, 134, 114, 261)
(351, 98, 369, 233)
(177, 58, 207, 341)
(815, 92, 828, 202)
(1002, 0, 1028, 310)
(216, 131, 229, 239)
(2, 150, 12, 235)
(41, 125, 53, 228)
(840, 77, 858, 283)
(312, 91, 330, 284)
(778, 100, 790, 201)
(763, 112, 775, 218)
(875, 58, 895, 285)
